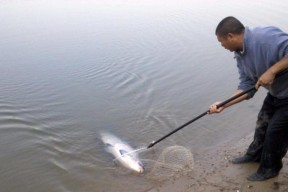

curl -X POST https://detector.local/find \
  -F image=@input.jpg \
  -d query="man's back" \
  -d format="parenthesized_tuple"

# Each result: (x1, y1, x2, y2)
(235, 26, 288, 99)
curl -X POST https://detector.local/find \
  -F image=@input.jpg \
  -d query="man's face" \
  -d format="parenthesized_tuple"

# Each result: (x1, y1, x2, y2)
(217, 34, 238, 52)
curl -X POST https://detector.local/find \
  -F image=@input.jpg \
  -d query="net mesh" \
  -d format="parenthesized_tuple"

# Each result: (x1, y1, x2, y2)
(145, 146, 194, 181)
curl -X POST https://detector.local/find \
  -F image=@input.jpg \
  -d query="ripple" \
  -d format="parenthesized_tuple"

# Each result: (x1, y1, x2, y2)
(1, 0, 288, 191)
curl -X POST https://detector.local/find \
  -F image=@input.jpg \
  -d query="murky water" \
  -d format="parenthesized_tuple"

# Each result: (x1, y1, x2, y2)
(0, 0, 288, 191)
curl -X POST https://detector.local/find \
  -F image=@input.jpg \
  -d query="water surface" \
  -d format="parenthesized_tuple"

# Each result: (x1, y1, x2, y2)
(0, 0, 288, 191)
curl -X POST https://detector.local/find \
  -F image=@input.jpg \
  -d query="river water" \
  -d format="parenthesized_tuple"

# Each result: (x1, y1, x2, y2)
(0, 0, 288, 191)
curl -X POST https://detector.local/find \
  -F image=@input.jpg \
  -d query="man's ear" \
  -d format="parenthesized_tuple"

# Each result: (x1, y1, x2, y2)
(227, 33, 234, 40)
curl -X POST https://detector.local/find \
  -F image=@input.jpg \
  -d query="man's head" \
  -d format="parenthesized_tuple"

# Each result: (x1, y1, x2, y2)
(215, 16, 245, 52)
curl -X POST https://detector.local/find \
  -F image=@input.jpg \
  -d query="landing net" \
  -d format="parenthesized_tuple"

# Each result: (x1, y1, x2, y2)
(144, 146, 194, 181)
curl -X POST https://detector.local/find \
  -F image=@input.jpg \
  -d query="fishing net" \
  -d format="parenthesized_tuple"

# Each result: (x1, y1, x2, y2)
(144, 146, 194, 181)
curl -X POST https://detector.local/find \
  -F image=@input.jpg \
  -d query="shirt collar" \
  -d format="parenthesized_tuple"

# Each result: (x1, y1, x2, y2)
(234, 27, 248, 59)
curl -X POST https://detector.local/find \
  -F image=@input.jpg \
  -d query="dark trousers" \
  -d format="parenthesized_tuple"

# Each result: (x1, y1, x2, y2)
(246, 93, 288, 175)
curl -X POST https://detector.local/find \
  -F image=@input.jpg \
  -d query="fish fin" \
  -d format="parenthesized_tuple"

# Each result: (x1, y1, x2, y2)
(119, 149, 128, 156)
(105, 143, 113, 148)
(112, 158, 120, 166)
(103, 143, 115, 156)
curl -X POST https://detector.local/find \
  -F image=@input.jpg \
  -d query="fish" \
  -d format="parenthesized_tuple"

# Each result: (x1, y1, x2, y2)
(100, 132, 144, 174)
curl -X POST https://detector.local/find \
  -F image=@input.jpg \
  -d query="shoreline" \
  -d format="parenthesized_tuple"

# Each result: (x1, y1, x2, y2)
(147, 133, 288, 192)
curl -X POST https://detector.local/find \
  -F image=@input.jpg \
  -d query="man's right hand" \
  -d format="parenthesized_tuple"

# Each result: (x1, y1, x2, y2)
(208, 101, 225, 114)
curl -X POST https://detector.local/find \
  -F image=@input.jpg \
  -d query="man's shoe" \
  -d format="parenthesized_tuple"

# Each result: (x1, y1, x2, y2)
(247, 172, 278, 181)
(231, 154, 258, 164)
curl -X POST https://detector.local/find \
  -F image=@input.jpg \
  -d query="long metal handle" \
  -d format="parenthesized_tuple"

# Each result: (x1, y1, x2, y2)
(147, 87, 256, 148)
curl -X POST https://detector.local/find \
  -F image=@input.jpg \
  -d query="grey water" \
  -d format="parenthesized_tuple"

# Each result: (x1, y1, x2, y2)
(0, 0, 288, 191)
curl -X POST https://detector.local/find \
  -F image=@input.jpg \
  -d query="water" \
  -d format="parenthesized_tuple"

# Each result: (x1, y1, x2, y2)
(0, 0, 288, 191)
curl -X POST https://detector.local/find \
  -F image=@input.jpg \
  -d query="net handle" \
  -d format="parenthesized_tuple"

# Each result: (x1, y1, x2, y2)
(147, 87, 256, 148)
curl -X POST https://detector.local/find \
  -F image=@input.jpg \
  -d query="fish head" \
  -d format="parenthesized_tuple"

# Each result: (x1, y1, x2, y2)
(100, 132, 144, 173)
(130, 160, 144, 174)
(123, 156, 144, 174)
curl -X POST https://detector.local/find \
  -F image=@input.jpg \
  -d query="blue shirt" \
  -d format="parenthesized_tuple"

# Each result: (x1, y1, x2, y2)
(235, 27, 288, 99)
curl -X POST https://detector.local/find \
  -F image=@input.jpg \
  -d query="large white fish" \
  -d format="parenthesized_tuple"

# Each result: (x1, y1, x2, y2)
(100, 133, 144, 173)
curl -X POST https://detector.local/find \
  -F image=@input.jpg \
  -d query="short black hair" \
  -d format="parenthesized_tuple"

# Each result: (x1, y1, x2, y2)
(215, 16, 245, 37)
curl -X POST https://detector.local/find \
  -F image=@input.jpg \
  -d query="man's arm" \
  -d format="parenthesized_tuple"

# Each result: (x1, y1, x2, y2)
(256, 56, 288, 89)
(209, 89, 249, 114)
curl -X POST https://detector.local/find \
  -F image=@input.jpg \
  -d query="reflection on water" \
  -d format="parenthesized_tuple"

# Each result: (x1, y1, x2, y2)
(0, 0, 288, 191)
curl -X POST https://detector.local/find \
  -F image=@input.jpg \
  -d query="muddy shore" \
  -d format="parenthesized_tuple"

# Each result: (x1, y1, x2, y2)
(147, 133, 288, 192)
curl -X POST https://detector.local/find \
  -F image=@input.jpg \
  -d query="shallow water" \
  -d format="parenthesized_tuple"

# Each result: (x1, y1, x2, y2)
(0, 0, 288, 191)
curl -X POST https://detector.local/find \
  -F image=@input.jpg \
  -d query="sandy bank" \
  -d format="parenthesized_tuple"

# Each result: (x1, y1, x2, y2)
(147, 133, 288, 192)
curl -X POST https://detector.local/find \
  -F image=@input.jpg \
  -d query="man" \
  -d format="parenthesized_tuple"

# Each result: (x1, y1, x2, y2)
(209, 16, 288, 181)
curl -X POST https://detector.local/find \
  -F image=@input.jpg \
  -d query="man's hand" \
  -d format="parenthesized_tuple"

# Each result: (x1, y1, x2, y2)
(208, 101, 225, 114)
(255, 69, 276, 89)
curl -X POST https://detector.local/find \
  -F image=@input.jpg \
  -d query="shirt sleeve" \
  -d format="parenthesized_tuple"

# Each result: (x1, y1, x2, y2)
(236, 62, 257, 99)
(278, 35, 288, 58)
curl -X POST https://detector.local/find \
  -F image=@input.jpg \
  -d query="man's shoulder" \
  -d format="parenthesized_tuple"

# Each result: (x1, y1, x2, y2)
(252, 26, 282, 34)
(248, 26, 285, 38)
(246, 26, 285, 43)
